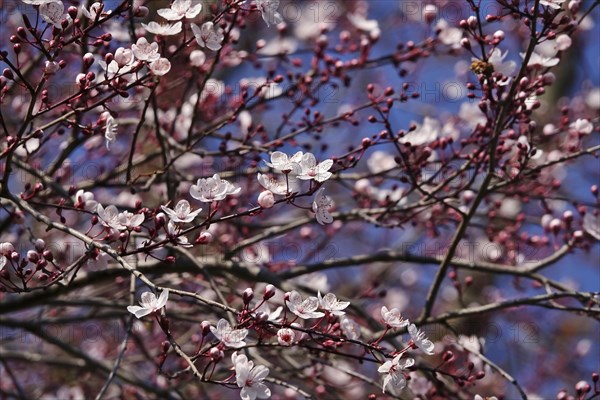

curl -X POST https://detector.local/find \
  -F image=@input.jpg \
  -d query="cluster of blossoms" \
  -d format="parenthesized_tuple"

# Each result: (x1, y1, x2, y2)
(260, 151, 335, 224)
(126, 285, 434, 396)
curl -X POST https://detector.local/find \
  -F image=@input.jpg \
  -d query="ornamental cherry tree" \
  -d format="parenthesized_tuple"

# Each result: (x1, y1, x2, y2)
(0, 0, 599, 399)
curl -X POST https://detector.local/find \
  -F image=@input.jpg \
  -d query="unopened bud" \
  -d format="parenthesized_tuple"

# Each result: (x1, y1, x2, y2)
(264, 284, 276, 300)
(243, 288, 254, 304)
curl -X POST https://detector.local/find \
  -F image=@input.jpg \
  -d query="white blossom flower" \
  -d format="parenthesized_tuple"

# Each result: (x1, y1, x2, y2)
(400, 117, 440, 145)
(149, 58, 171, 76)
(339, 315, 361, 340)
(141, 21, 183, 36)
(40, 1, 65, 28)
(157, 0, 202, 21)
(256, 0, 283, 27)
(191, 22, 224, 51)
(436, 19, 463, 49)
(347, 12, 380, 39)
(378, 354, 414, 393)
(118, 211, 145, 229)
(286, 290, 325, 319)
(317, 291, 350, 316)
(73, 190, 97, 211)
(127, 289, 169, 318)
(540, 0, 566, 9)
(164, 221, 193, 247)
(254, 302, 283, 322)
(381, 306, 409, 329)
(96, 204, 125, 230)
(408, 324, 435, 355)
(265, 151, 304, 174)
(257, 173, 289, 195)
(570, 118, 593, 135)
(161, 200, 202, 223)
(131, 37, 161, 62)
(81, 2, 104, 20)
(521, 51, 559, 69)
(487, 48, 516, 77)
(190, 173, 240, 202)
(298, 153, 333, 182)
(101, 112, 117, 150)
(210, 319, 248, 348)
(232, 352, 271, 400)
(114, 47, 133, 67)
(277, 327, 299, 346)
(367, 151, 396, 174)
(312, 187, 333, 225)
(555, 34, 572, 51)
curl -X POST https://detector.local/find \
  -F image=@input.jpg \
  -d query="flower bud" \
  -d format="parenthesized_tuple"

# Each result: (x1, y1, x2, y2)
(257, 190, 275, 209)
(35, 239, 45, 251)
(83, 53, 94, 70)
(200, 321, 211, 336)
(209, 347, 224, 362)
(68, 6, 78, 19)
(242, 288, 254, 304)
(263, 284, 276, 300)
(27, 250, 39, 263)
(45, 61, 60, 75)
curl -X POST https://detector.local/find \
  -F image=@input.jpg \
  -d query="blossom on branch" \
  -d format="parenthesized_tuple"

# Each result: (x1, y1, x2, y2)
(210, 319, 248, 348)
(190, 173, 240, 202)
(286, 290, 325, 319)
(378, 354, 414, 393)
(127, 289, 169, 319)
(191, 22, 225, 51)
(232, 352, 271, 400)
(256, 0, 283, 27)
(141, 21, 183, 36)
(408, 324, 435, 355)
(157, 0, 202, 21)
(312, 188, 333, 225)
(161, 200, 202, 223)
(317, 291, 350, 315)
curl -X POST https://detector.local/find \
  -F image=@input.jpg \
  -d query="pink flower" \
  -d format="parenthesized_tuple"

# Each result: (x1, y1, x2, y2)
(157, 0, 202, 21)
(161, 200, 202, 223)
(232, 352, 271, 400)
(317, 291, 350, 315)
(286, 291, 325, 319)
(191, 22, 224, 51)
(381, 306, 409, 329)
(408, 324, 435, 355)
(210, 319, 248, 348)
(378, 354, 414, 393)
(127, 289, 169, 319)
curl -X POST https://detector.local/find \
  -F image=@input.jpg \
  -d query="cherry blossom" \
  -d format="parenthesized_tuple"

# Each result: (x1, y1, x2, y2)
(81, 2, 104, 20)
(190, 173, 240, 203)
(149, 58, 172, 76)
(317, 291, 350, 316)
(540, 0, 566, 9)
(522, 51, 559, 69)
(40, 1, 65, 28)
(436, 19, 463, 49)
(118, 211, 145, 229)
(161, 200, 202, 223)
(131, 38, 160, 62)
(286, 290, 325, 319)
(399, 117, 441, 146)
(339, 316, 361, 340)
(73, 190, 97, 211)
(113, 48, 132, 67)
(141, 21, 183, 36)
(253, 302, 283, 322)
(210, 319, 248, 348)
(312, 187, 333, 225)
(381, 306, 409, 329)
(347, 12, 380, 39)
(257, 173, 289, 195)
(102, 112, 118, 150)
(256, 0, 283, 27)
(297, 153, 333, 182)
(163, 221, 193, 247)
(96, 204, 125, 231)
(264, 151, 304, 174)
(157, 0, 202, 21)
(191, 22, 225, 51)
(126, 289, 169, 319)
(276, 328, 298, 346)
(378, 354, 414, 393)
(583, 212, 600, 240)
(570, 118, 593, 135)
(408, 324, 435, 355)
(232, 352, 271, 400)
(487, 48, 516, 77)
